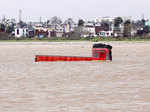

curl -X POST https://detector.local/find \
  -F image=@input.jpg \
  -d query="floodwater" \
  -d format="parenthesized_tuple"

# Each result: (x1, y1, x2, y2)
(0, 42, 150, 112)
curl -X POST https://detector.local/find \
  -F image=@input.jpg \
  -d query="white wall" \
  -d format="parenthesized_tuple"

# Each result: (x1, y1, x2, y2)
(15, 28, 28, 38)
(99, 31, 113, 37)
(83, 26, 96, 34)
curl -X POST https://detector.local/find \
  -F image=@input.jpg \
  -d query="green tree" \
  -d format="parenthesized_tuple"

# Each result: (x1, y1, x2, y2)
(0, 24, 5, 32)
(143, 25, 150, 33)
(78, 19, 85, 27)
(141, 19, 146, 26)
(6, 25, 14, 33)
(114, 17, 123, 27)
(123, 20, 131, 37)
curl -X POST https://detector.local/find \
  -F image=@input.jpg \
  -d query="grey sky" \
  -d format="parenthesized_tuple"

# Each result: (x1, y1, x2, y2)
(0, 0, 149, 22)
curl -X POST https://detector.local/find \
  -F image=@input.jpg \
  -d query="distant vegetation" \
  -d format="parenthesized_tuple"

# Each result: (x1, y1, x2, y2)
(1, 36, 150, 42)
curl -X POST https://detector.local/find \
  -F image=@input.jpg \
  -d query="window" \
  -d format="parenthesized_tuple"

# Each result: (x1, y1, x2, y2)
(17, 29, 19, 35)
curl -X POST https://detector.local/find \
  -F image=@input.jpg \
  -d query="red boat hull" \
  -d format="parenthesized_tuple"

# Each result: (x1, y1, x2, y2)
(35, 55, 94, 62)
(35, 46, 112, 62)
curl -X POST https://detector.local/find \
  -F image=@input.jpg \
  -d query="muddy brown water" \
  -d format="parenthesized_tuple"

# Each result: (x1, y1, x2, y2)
(0, 42, 150, 112)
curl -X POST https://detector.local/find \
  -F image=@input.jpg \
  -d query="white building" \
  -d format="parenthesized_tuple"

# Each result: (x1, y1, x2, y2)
(95, 17, 114, 23)
(15, 28, 28, 38)
(99, 31, 113, 37)
(81, 22, 96, 37)
(63, 23, 77, 33)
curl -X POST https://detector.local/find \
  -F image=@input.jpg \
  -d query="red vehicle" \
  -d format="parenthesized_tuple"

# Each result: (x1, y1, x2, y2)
(35, 43, 112, 62)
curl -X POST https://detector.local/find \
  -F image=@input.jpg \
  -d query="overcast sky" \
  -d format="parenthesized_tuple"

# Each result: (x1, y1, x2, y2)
(0, 0, 149, 22)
